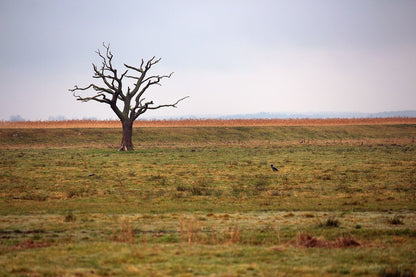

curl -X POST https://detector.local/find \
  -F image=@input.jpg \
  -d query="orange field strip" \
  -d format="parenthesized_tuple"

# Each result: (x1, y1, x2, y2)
(1, 117, 415, 129)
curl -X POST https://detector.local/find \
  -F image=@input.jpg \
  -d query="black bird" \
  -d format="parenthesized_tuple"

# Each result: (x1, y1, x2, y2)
(270, 164, 279, 172)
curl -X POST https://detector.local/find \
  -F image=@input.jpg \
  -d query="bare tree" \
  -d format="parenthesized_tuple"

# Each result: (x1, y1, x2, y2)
(69, 43, 188, 151)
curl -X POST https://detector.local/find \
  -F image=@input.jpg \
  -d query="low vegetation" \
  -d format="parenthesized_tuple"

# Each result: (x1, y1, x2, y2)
(0, 120, 415, 275)
(1, 117, 415, 128)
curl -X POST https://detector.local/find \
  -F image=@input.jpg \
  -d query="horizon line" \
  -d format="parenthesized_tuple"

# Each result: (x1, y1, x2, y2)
(3, 110, 416, 122)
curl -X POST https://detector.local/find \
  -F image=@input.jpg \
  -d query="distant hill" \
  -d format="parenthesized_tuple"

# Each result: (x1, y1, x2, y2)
(5, 110, 416, 122)
(214, 111, 416, 120)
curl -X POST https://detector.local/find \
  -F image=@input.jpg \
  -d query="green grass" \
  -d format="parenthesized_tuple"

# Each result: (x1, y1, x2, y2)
(0, 125, 415, 275)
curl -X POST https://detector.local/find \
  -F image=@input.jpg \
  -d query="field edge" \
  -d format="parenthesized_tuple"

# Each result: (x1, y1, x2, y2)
(1, 117, 416, 129)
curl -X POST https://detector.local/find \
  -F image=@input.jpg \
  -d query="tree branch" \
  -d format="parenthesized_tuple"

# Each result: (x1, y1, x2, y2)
(146, 96, 189, 110)
(124, 63, 143, 73)
(142, 72, 173, 84)
(69, 85, 111, 104)
(132, 96, 189, 120)
(135, 72, 174, 101)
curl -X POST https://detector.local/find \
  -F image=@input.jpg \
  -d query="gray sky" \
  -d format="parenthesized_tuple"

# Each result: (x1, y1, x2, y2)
(1, 0, 415, 120)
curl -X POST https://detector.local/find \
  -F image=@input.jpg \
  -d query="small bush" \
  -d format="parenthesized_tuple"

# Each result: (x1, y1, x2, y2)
(388, 215, 404, 225)
(176, 185, 187, 192)
(66, 187, 89, 198)
(319, 174, 332, 180)
(64, 211, 76, 222)
(191, 185, 203, 195)
(319, 216, 340, 228)
(148, 174, 168, 186)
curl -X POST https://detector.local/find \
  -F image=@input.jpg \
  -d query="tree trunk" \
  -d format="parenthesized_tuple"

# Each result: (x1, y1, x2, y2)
(119, 120, 134, 151)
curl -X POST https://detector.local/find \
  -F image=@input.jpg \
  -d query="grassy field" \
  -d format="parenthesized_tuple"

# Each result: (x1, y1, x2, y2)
(0, 121, 415, 276)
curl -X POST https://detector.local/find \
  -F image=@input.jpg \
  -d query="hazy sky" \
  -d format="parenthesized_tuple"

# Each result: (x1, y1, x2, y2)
(1, 0, 415, 120)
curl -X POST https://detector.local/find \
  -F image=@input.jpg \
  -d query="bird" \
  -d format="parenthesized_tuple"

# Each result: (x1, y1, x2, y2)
(270, 164, 279, 172)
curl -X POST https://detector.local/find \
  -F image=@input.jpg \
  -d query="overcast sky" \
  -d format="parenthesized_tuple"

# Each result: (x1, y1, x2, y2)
(1, 0, 415, 120)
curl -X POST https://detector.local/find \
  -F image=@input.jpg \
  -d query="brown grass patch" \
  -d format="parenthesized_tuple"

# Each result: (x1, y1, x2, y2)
(11, 239, 52, 250)
(112, 219, 135, 244)
(290, 232, 360, 248)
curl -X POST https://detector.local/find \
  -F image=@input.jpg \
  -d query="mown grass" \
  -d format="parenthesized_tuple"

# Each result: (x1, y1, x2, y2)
(0, 124, 415, 275)
(1, 143, 414, 214)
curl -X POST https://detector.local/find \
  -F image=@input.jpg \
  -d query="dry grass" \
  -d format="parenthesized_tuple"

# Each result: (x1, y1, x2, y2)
(289, 232, 361, 248)
(0, 120, 122, 129)
(1, 212, 415, 275)
(1, 117, 416, 129)
(178, 217, 242, 244)
(10, 239, 53, 250)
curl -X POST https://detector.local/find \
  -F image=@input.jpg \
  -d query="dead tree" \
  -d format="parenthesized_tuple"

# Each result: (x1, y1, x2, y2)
(69, 43, 188, 151)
